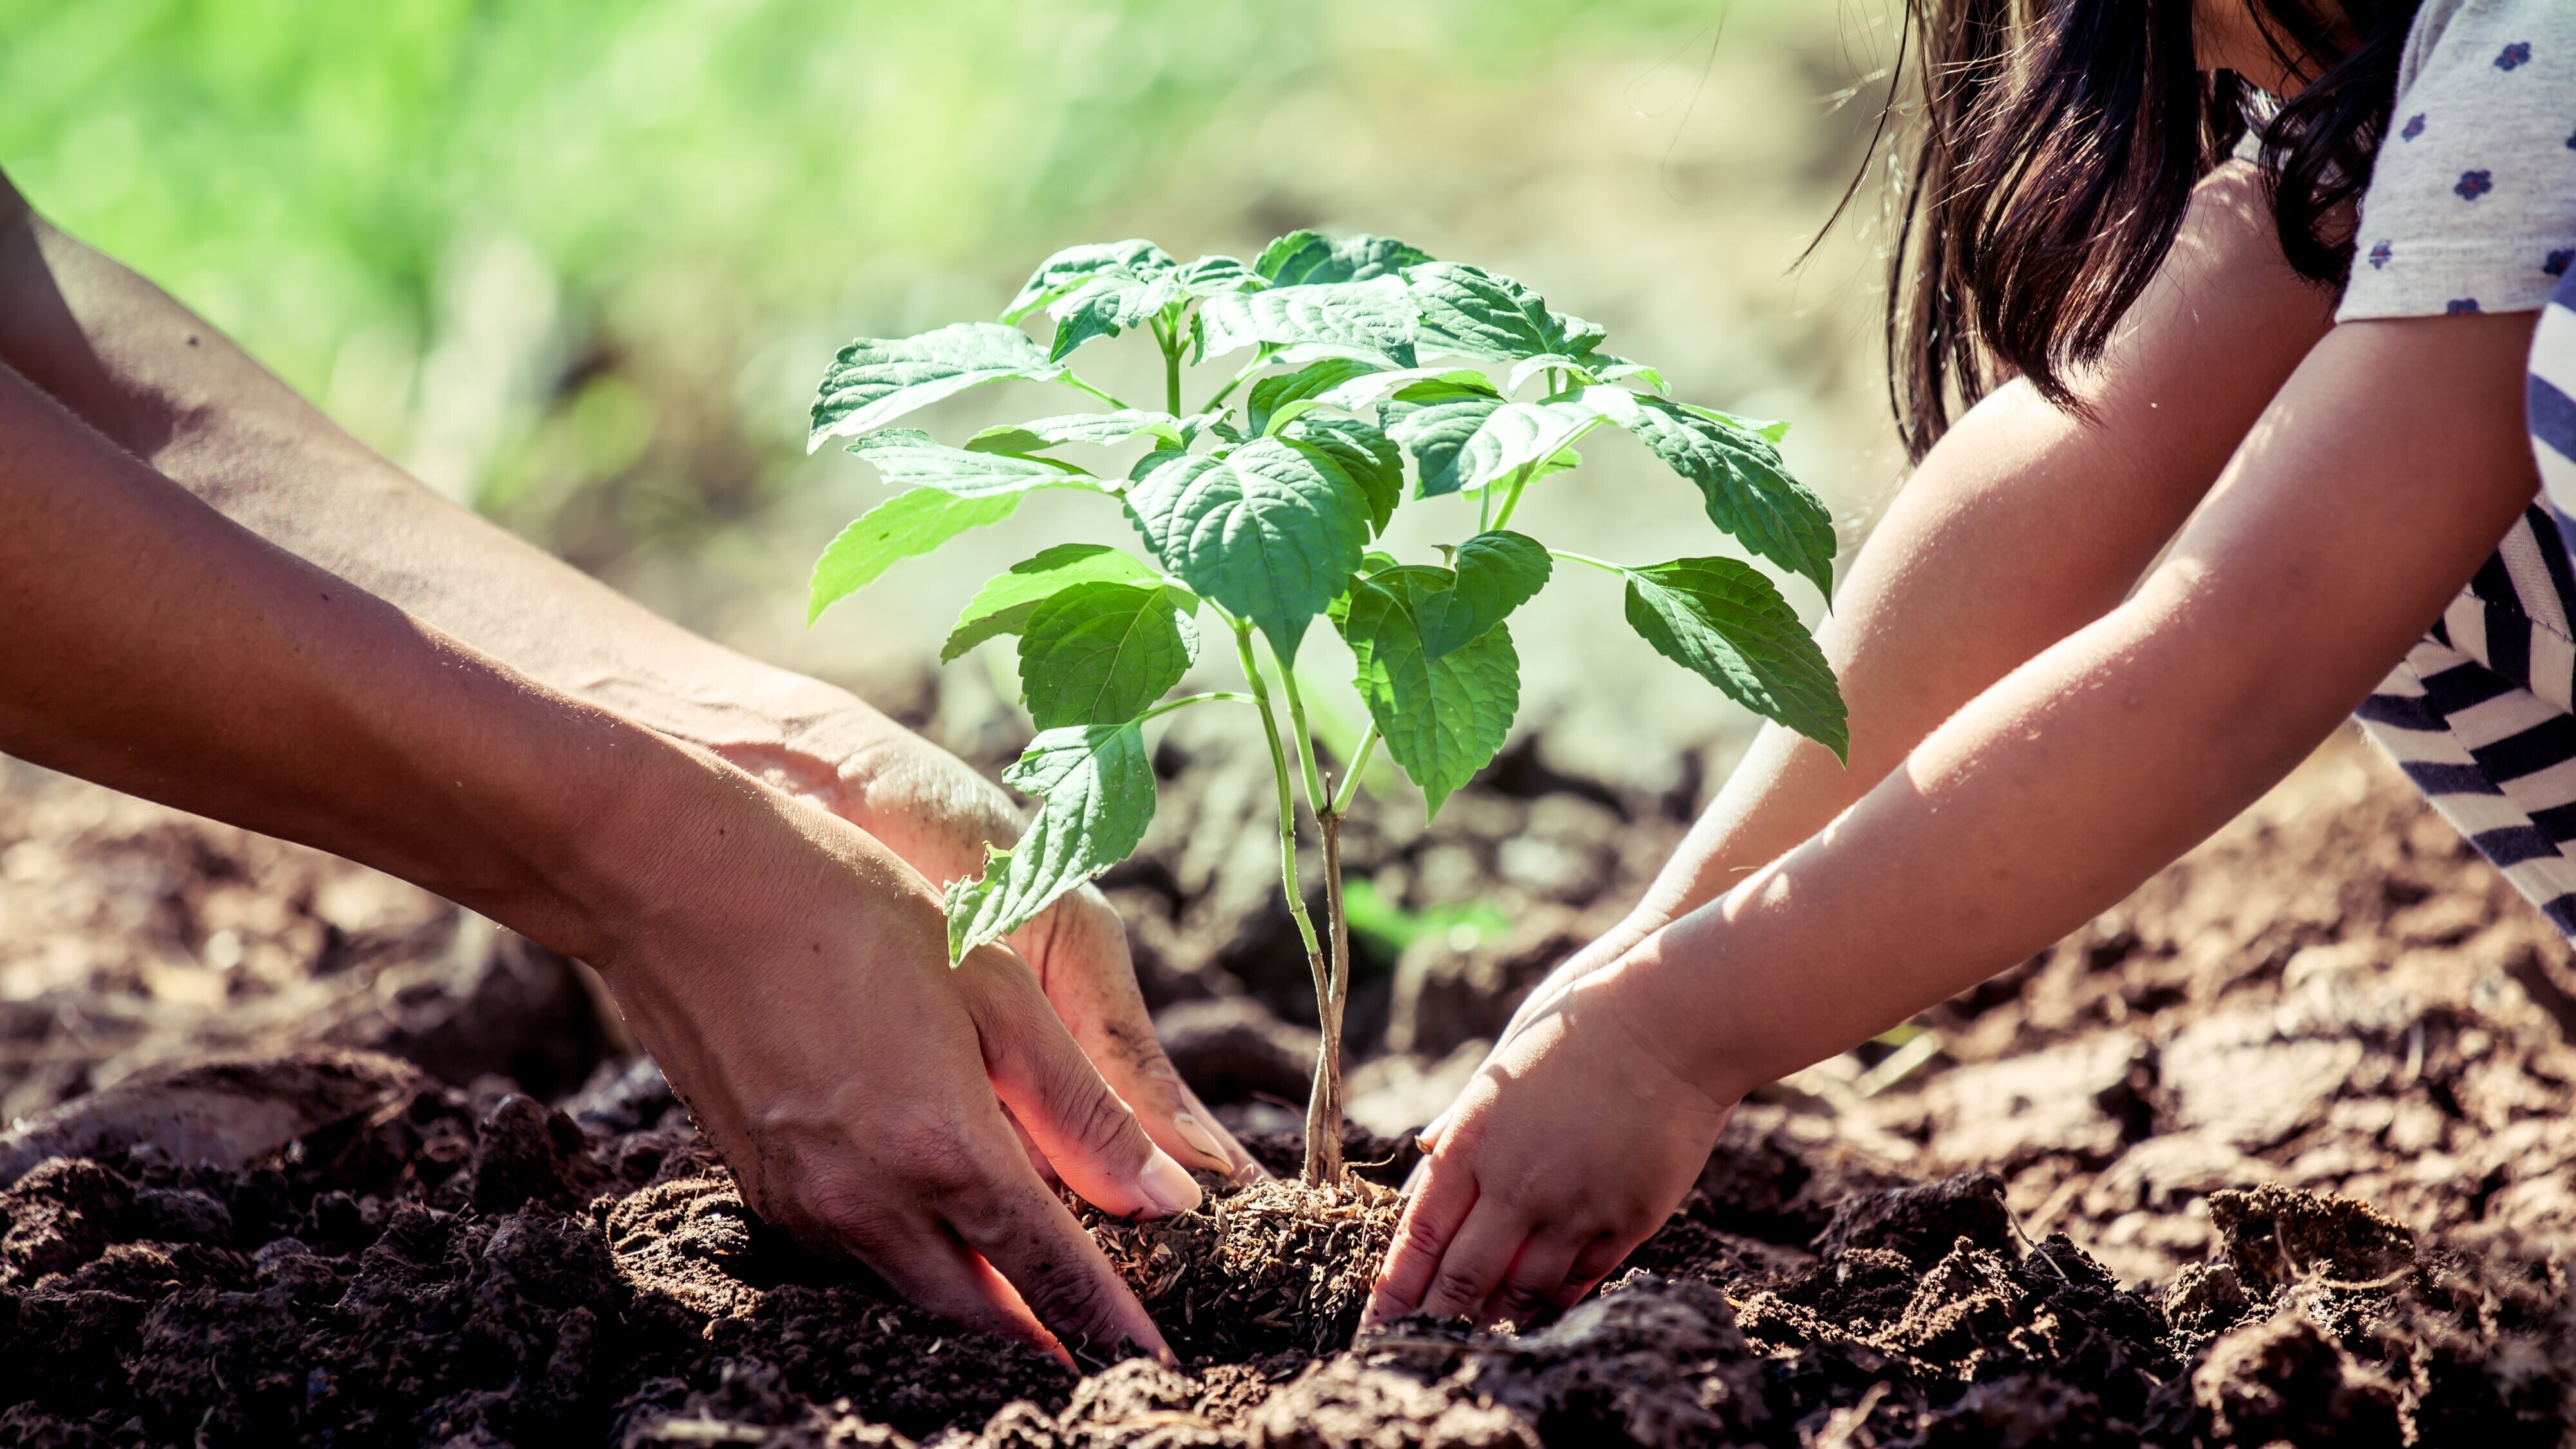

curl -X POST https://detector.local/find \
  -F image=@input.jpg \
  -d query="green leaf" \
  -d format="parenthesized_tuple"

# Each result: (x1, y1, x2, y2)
(1336, 580, 1521, 820)
(1254, 231, 1435, 286)
(1614, 396, 1835, 598)
(942, 724, 1157, 961)
(1385, 395, 1611, 498)
(1623, 558, 1847, 760)
(808, 487, 1033, 623)
(943, 544, 1175, 661)
(1504, 353, 1595, 394)
(845, 428, 1095, 496)
(1592, 357, 1669, 393)
(1017, 582, 1199, 728)
(1198, 277, 1419, 366)
(809, 323, 1062, 450)
(1441, 531, 1552, 653)
(1176, 254, 1257, 298)
(1124, 437, 1372, 661)
(1045, 267, 1186, 363)
(1315, 366, 1497, 416)
(1280, 416, 1402, 535)
(1404, 262, 1607, 364)
(967, 410, 1188, 454)
(1247, 357, 1385, 435)
(1003, 239, 1176, 322)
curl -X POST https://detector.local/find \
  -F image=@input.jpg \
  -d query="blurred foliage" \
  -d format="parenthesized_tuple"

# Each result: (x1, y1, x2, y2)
(0, 0, 1852, 574)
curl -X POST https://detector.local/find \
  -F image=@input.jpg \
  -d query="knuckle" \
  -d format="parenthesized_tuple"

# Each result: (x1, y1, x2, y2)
(1426, 1267, 1490, 1313)
(1019, 1258, 1128, 1354)
(1397, 1215, 1452, 1259)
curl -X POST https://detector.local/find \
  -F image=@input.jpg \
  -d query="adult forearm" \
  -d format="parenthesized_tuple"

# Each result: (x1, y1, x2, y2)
(0, 358, 716, 961)
(0, 182, 871, 777)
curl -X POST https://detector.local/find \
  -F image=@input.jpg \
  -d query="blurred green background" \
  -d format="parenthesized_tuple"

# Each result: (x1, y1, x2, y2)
(1, 0, 1905, 783)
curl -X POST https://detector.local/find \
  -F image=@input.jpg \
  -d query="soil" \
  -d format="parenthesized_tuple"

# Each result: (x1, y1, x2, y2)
(3, 723, 2575, 1446)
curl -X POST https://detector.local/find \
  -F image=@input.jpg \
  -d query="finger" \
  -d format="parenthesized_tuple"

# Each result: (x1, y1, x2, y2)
(1367, 1159, 1479, 1325)
(958, 943, 1202, 1220)
(943, 1162, 1175, 1367)
(1482, 1229, 1590, 1329)
(852, 1206, 1069, 1362)
(998, 1101, 1061, 1188)
(1019, 891, 1262, 1180)
(1548, 1234, 1632, 1311)
(1412, 1202, 1530, 1322)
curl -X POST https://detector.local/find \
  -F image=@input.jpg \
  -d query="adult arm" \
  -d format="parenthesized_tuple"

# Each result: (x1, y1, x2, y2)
(0, 173, 1252, 1182)
(0, 357, 1203, 1361)
(1373, 306, 2543, 1327)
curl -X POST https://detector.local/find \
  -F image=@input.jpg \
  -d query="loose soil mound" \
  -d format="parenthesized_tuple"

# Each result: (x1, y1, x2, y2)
(3, 730, 2574, 1445)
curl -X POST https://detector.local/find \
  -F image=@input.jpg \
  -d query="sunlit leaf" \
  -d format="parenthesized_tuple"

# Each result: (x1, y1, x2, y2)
(943, 724, 1156, 961)
(1253, 231, 1435, 287)
(1615, 396, 1835, 598)
(809, 323, 1062, 450)
(1404, 262, 1605, 364)
(1623, 558, 1846, 759)
(943, 544, 1180, 661)
(808, 487, 1041, 623)
(845, 428, 1096, 495)
(1336, 574, 1520, 819)
(1199, 277, 1419, 366)
(1124, 437, 1372, 661)
(1017, 581, 1199, 728)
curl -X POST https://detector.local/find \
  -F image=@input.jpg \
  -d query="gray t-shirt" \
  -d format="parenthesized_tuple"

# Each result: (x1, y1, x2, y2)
(2338, 0, 2576, 321)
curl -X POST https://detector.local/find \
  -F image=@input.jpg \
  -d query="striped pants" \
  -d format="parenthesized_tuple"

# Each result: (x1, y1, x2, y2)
(2357, 269, 2576, 937)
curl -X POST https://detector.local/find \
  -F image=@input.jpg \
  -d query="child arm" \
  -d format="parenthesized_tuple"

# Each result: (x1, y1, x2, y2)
(1371, 306, 2546, 1329)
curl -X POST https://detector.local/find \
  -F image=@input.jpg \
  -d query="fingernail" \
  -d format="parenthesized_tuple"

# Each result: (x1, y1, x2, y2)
(1138, 1148, 1202, 1217)
(1170, 1110, 1229, 1166)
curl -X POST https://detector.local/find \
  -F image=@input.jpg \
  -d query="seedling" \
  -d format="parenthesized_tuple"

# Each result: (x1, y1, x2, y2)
(806, 232, 1846, 1185)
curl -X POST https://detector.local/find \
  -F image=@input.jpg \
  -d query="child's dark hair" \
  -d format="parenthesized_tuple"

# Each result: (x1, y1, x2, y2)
(1859, 0, 2421, 459)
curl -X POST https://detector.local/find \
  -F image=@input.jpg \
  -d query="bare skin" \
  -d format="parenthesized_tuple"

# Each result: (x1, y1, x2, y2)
(1367, 156, 2546, 1326)
(0, 175, 1258, 1359)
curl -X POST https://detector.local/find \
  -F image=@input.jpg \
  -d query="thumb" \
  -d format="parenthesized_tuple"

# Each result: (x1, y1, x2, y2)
(957, 944, 1204, 1222)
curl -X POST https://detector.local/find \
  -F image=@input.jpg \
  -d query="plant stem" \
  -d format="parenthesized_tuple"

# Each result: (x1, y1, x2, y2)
(1274, 652, 1331, 818)
(1548, 547, 1630, 578)
(1059, 372, 1132, 411)
(1230, 621, 1340, 1186)
(1327, 723, 1381, 817)
(1155, 317, 1184, 416)
(1490, 462, 1536, 532)
(1136, 690, 1256, 723)
(1199, 351, 1269, 414)
(1309, 811, 1350, 1186)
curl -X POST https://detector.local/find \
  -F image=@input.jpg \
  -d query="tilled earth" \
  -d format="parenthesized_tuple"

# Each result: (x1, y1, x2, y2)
(2, 723, 2574, 1446)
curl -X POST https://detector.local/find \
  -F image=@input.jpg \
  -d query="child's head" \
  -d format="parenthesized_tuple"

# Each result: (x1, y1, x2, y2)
(1863, 1, 2418, 458)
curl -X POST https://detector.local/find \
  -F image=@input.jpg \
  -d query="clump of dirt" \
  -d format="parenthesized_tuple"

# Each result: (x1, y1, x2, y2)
(1088, 1176, 1401, 1365)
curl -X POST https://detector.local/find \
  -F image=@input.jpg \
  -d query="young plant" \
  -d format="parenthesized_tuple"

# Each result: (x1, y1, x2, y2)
(806, 232, 1846, 1186)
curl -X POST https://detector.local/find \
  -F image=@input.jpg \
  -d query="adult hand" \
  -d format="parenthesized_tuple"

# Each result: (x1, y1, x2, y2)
(596, 761, 1208, 1363)
(1364, 942, 1732, 1330)
(702, 691, 1264, 1186)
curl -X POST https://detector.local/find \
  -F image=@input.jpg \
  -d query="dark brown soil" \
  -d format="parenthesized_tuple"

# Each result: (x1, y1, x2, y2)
(4, 726, 2576, 1446)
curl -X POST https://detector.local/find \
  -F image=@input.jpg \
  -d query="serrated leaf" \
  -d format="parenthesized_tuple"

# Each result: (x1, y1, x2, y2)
(1254, 231, 1435, 286)
(1315, 366, 1497, 416)
(1505, 353, 1595, 394)
(1124, 437, 1372, 661)
(1199, 278, 1419, 367)
(967, 410, 1188, 455)
(1177, 254, 1257, 298)
(1441, 531, 1552, 653)
(1003, 239, 1177, 322)
(1616, 397, 1835, 598)
(1405, 262, 1607, 365)
(1336, 581, 1520, 820)
(943, 724, 1156, 961)
(1017, 582, 1199, 728)
(845, 429, 1097, 496)
(1592, 357, 1668, 393)
(1385, 395, 1611, 498)
(809, 323, 1063, 450)
(1045, 267, 1186, 362)
(1623, 558, 1846, 760)
(1247, 357, 1385, 435)
(1280, 416, 1401, 535)
(808, 487, 1036, 623)
(943, 544, 1175, 661)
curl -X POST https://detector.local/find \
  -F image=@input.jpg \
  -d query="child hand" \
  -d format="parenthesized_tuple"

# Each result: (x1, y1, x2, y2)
(1363, 949, 1736, 1328)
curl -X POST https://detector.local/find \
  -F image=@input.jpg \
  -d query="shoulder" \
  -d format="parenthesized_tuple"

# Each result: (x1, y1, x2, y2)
(2340, 0, 2576, 323)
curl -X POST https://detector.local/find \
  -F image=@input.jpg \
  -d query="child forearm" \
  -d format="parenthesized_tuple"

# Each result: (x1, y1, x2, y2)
(1621, 166, 2340, 944)
(1630, 312, 2543, 1103)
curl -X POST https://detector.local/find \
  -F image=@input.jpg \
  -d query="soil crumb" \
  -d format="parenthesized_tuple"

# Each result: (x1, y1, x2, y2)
(1089, 1175, 1401, 1364)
